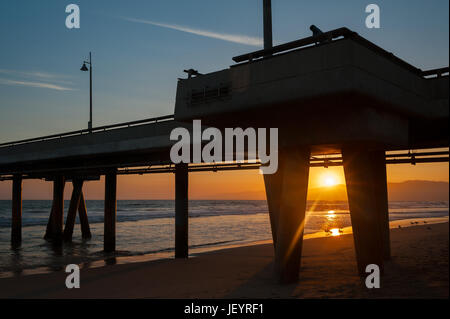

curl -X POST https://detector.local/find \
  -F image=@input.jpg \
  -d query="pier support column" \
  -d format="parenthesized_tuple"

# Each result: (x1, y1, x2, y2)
(342, 147, 385, 275)
(371, 150, 391, 260)
(274, 148, 310, 284)
(175, 163, 188, 258)
(263, 149, 284, 248)
(104, 170, 117, 252)
(78, 191, 92, 239)
(44, 176, 65, 241)
(63, 180, 83, 242)
(11, 174, 22, 245)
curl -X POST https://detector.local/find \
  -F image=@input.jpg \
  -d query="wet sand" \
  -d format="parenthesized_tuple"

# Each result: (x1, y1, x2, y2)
(0, 222, 447, 298)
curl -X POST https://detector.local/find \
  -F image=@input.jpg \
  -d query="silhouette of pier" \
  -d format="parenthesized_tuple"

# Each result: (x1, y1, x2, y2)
(0, 26, 448, 283)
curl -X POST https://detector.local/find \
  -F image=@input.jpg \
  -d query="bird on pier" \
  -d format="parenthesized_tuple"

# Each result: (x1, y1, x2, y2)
(310, 25, 330, 44)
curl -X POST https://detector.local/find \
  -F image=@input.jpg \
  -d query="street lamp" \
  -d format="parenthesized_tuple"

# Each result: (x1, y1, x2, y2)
(80, 52, 93, 131)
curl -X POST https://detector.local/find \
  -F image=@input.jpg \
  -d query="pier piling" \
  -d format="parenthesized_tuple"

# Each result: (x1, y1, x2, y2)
(44, 176, 65, 242)
(63, 180, 84, 242)
(273, 148, 310, 283)
(104, 170, 117, 252)
(263, 150, 284, 248)
(11, 174, 22, 245)
(371, 150, 391, 260)
(175, 163, 189, 258)
(78, 191, 92, 239)
(342, 148, 385, 275)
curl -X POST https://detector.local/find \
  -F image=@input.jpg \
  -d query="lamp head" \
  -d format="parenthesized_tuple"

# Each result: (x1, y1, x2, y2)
(80, 63, 89, 71)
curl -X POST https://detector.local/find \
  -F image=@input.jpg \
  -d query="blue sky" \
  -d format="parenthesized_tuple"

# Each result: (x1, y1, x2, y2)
(0, 0, 448, 141)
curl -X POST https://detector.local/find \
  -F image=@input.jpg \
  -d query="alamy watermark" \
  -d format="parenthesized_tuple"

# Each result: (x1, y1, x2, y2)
(170, 120, 279, 174)
(365, 264, 380, 288)
(365, 4, 380, 29)
(65, 4, 80, 29)
(65, 264, 80, 289)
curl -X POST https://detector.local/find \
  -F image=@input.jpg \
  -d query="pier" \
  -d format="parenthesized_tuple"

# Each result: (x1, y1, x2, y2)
(0, 27, 448, 283)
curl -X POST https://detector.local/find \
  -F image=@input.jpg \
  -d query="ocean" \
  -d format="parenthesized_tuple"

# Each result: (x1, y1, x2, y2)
(0, 200, 448, 277)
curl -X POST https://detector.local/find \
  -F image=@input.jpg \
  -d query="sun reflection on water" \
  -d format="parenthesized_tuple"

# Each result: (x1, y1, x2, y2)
(326, 210, 336, 219)
(329, 228, 341, 236)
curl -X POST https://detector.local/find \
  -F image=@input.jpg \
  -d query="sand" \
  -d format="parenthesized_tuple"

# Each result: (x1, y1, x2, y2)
(0, 222, 447, 299)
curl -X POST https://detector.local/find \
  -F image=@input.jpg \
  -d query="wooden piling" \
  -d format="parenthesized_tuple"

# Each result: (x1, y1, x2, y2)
(104, 170, 117, 252)
(175, 163, 189, 258)
(11, 174, 22, 245)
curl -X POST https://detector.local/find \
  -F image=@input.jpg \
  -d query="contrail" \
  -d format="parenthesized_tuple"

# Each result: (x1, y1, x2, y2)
(0, 78, 74, 91)
(121, 17, 263, 47)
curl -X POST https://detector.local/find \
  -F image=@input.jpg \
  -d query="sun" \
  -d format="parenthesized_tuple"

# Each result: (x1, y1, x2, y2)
(321, 173, 338, 187)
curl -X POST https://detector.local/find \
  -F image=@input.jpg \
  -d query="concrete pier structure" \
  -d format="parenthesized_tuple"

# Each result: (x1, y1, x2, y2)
(0, 28, 447, 283)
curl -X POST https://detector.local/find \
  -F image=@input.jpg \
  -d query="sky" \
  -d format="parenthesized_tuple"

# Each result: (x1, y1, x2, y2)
(0, 0, 448, 199)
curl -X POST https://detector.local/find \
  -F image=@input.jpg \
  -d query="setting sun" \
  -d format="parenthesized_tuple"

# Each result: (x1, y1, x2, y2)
(320, 172, 339, 187)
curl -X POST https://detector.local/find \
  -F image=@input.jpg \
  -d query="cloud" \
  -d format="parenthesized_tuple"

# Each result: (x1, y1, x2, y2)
(0, 78, 75, 91)
(121, 17, 263, 47)
(0, 69, 72, 81)
(0, 69, 75, 91)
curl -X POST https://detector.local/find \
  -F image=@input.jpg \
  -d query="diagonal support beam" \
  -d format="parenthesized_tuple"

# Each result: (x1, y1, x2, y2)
(78, 191, 92, 239)
(63, 180, 84, 242)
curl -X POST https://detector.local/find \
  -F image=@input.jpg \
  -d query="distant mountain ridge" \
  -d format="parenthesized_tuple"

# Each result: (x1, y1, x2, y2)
(304, 180, 449, 201)
(207, 180, 449, 201)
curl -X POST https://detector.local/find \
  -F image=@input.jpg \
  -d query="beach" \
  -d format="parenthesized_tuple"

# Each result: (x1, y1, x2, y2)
(0, 221, 447, 299)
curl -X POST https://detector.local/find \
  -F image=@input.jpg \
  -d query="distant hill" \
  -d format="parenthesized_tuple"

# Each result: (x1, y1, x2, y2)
(208, 180, 449, 201)
(308, 180, 449, 201)
(387, 180, 449, 201)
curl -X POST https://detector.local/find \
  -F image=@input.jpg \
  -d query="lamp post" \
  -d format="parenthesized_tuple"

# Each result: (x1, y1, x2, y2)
(80, 52, 93, 131)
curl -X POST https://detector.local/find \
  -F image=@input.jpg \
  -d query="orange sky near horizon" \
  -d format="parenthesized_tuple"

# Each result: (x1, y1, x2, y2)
(0, 161, 447, 200)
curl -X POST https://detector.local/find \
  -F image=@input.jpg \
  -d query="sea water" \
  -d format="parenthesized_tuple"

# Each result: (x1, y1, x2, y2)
(0, 200, 448, 276)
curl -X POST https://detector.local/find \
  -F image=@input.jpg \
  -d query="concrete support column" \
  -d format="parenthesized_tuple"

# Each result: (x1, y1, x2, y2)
(11, 174, 22, 245)
(63, 180, 83, 242)
(78, 191, 92, 239)
(274, 148, 311, 284)
(263, 149, 284, 248)
(370, 150, 391, 260)
(44, 176, 65, 241)
(104, 170, 117, 252)
(342, 147, 385, 275)
(175, 163, 189, 258)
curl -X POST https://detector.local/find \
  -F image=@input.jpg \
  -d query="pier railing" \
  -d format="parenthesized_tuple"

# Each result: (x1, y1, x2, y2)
(0, 114, 174, 149)
(232, 27, 449, 80)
